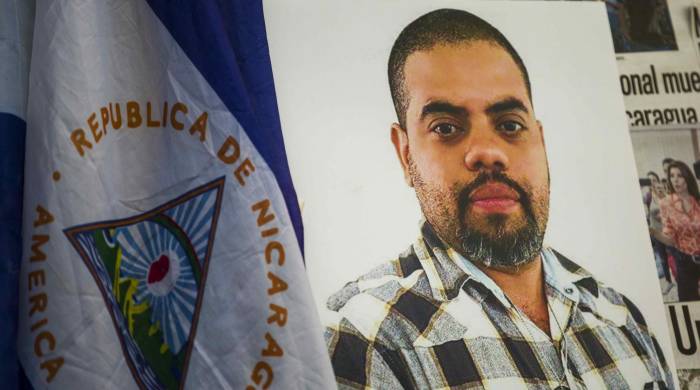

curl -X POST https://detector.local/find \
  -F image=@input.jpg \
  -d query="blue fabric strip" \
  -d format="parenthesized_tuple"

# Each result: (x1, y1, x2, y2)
(0, 112, 26, 390)
(144, 0, 304, 255)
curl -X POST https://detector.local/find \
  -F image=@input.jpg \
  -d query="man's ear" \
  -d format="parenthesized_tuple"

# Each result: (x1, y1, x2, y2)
(537, 120, 551, 184)
(537, 120, 546, 150)
(391, 123, 413, 187)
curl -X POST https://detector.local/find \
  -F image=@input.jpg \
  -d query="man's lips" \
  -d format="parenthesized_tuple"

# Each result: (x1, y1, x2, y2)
(468, 183, 520, 212)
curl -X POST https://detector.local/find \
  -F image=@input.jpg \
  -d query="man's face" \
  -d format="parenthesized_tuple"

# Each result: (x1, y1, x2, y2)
(391, 41, 549, 270)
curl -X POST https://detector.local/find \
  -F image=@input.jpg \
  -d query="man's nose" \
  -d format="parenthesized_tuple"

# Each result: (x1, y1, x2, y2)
(463, 133, 509, 172)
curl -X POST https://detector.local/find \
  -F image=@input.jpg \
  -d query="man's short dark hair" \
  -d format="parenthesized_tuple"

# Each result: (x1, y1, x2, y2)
(388, 8, 532, 128)
(662, 158, 674, 165)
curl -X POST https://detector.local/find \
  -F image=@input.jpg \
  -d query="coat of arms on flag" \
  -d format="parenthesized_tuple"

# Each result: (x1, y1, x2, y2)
(63, 177, 225, 389)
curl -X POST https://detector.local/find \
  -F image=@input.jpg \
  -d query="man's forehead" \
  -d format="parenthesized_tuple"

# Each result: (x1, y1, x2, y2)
(402, 41, 530, 112)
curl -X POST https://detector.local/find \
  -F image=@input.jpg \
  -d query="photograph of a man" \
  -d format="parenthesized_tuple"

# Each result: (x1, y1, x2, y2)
(324, 9, 672, 389)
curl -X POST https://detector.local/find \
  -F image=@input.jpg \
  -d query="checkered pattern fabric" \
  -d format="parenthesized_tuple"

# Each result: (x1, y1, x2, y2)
(325, 222, 672, 389)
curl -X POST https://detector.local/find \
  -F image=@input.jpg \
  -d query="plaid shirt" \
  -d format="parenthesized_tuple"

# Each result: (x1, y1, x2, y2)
(325, 222, 672, 389)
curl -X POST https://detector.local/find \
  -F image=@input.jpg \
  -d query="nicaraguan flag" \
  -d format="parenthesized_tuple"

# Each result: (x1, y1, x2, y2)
(18, 1, 334, 389)
(0, 1, 33, 389)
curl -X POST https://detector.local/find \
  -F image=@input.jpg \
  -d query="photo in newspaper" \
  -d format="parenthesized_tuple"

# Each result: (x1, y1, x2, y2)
(604, 0, 678, 53)
(615, 0, 700, 385)
(266, 0, 677, 388)
(631, 126, 700, 377)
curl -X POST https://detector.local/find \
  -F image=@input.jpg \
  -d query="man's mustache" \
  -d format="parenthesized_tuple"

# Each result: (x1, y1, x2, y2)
(457, 171, 535, 219)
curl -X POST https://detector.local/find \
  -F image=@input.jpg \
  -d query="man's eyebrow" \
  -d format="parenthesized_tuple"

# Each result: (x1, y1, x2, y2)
(485, 97, 529, 115)
(419, 101, 468, 121)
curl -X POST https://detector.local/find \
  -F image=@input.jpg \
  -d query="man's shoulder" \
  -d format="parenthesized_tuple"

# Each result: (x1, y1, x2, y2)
(326, 246, 427, 309)
(325, 245, 437, 347)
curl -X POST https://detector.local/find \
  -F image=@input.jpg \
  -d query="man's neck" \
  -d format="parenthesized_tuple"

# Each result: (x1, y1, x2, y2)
(476, 256, 550, 335)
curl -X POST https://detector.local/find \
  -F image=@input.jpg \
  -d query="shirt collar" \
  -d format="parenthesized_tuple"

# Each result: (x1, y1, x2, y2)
(415, 221, 594, 305)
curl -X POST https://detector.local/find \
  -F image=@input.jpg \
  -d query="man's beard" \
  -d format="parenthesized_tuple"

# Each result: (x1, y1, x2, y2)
(410, 161, 549, 271)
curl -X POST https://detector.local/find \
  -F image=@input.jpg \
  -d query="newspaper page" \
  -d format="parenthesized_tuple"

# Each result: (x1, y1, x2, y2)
(607, 0, 700, 388)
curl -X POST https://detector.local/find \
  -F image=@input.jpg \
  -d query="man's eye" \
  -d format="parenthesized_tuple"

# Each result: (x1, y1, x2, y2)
(431, 123, 461, 137)
(497, 121, 524, 134)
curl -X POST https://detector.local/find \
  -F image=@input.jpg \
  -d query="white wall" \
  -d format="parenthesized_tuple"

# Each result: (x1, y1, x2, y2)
(631, 129, 698, 179)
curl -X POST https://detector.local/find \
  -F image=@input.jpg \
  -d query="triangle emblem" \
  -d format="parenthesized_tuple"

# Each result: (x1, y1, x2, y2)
(64, 177, 225, 389)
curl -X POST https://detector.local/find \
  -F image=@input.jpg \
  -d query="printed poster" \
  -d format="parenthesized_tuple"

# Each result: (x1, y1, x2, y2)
(267, 1, 678, 388)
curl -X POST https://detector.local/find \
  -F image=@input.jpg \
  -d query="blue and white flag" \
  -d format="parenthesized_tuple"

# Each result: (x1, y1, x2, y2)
(18, 1, 334, 388)
(0, 0, 34, 388)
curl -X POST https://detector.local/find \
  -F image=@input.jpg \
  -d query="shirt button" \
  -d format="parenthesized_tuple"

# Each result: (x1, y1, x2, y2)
(565, 287, 574, 294)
